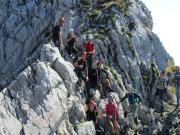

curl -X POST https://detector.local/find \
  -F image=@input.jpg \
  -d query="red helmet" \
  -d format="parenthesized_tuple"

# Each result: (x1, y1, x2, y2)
(89, 99, 95, 108)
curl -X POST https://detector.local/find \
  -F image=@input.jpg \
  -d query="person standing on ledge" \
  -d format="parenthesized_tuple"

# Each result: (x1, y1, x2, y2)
(155, 71, 168, 116)
(52, 16, 65, 54)
(173, 66, 180, 108)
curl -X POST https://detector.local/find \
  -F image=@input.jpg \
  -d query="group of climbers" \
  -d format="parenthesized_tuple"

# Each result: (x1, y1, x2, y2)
(50, 16, 144, 135)
(153, 67, 180, 117)
(51, 16, 180, 134)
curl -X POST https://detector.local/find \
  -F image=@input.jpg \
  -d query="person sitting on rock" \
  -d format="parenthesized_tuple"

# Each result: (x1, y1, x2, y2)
(83, 34, 95, 69)
(155, 71, 168, 116)
(52, 16, 65, 53)
(96, 60, 113, 98)
(67, 29, 78, 58)
(173, 66, 180, 108)
(73, 51, 88, 88)
(105, 94, 118, 134)
(86, 99, 104, 135)
(120, 85, 142, 125)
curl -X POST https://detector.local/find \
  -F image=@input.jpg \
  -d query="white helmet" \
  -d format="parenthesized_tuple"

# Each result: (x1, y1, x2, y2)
(87, 34, 93, 40)
(108, 94, 114, 100)
(69, 28, 73, 33)
(127, 84, 132, 91)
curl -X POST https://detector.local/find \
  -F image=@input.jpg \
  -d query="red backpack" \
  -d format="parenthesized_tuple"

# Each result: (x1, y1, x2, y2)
(84, 41, 94, 52)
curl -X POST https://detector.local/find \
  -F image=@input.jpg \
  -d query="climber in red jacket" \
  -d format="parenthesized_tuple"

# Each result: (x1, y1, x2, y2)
(105, 94, 118, 135)
(83, 34, 95, 69)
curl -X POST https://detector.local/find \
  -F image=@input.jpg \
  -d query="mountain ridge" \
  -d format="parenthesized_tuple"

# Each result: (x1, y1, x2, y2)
(0, 0, 179, 135)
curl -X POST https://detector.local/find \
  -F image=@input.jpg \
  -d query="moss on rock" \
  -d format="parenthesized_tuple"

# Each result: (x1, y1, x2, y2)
(80, 0, 90, 6)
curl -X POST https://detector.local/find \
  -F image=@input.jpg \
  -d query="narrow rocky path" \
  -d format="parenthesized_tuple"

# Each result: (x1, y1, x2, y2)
(161, 104, 180, 135)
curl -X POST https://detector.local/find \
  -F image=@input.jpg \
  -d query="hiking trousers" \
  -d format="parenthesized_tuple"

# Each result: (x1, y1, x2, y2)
(176, 84, 180, 105)
(129, 104, 138, 119)
(157, 88, 166, 113)
(86, 54, 93, 69)
(53, 40, 63, 55)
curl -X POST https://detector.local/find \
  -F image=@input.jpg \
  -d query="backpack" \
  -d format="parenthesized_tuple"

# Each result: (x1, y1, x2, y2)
(84, 41, 94, 52)
(52, 25, 61, 42)
(128, 92, 140, 104)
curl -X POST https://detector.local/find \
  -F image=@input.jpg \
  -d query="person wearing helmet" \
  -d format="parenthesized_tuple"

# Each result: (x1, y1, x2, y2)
(73, 51, 89, 88)
(52, 16, 65, 53)
(120, 85, 142, 124)
(105, 95, 118, 134)
(67, 29, 78, 58)
(83, 34, 95, 69)
(96, 60, 113, 98)
(86, 99, 98, 123)
(86, 99, 104, 135)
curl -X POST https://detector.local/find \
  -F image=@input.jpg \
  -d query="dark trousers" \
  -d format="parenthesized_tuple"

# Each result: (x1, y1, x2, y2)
(86, 54, 93, 69)
(66, 45, 78, 57)
(156, 88, 166, 113)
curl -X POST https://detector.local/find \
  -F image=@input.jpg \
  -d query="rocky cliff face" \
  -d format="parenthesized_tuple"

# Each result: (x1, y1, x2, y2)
(0, 0, 178, 135)
(0, 0, 79, 88)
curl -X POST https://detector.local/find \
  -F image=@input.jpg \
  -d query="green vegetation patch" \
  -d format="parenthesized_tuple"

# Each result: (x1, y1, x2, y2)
(166, 57, 175, 75)
(80, 0, 90, 5)
(105, 65, 123, 87)
(87, 9, 101, 18)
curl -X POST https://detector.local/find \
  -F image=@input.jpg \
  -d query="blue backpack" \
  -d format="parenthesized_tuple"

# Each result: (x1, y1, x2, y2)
(128, 92, 140, 104)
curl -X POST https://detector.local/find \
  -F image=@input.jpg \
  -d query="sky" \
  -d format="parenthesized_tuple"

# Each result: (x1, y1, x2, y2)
(141, 0, 180, 66)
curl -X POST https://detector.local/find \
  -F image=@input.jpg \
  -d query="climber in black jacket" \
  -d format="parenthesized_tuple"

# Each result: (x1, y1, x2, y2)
(66, 29, 78, 58)
(52, 16, 65, 53)
(86, 99, 104, 135)
(73, 52, 88, 87)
